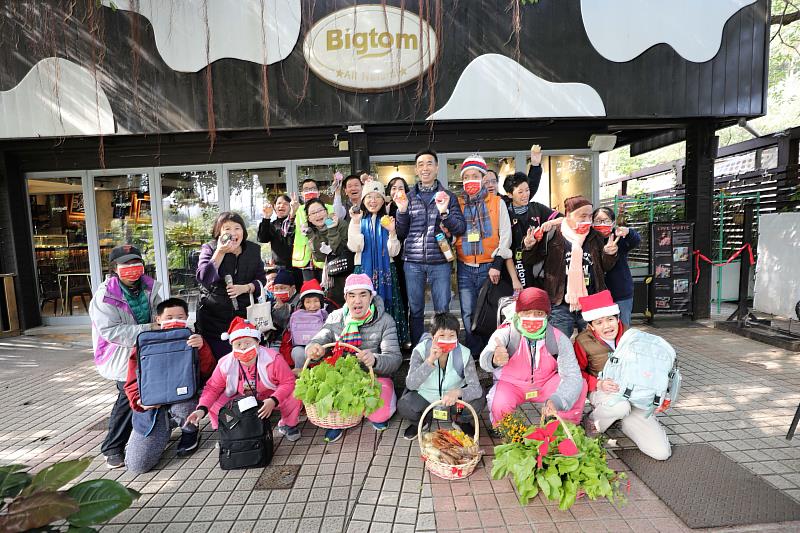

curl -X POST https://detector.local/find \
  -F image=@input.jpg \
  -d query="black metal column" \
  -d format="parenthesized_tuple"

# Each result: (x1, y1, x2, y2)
(0, 151, 41, 329)
(684, 121, 718, 320)
(348, 131, 370, 175)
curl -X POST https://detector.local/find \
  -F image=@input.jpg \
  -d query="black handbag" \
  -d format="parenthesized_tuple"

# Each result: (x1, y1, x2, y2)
(471, 278, 514, 337)
(217, 399, 274, 470)
(326, 251, 354, 277)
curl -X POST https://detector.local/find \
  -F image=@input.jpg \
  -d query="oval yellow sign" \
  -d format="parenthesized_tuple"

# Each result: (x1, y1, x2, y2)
(303, 5, 438, 92)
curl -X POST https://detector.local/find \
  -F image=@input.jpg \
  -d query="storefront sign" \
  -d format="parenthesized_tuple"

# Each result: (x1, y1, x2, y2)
(302, 5, 438, 91)
(650, 222, 694, 315)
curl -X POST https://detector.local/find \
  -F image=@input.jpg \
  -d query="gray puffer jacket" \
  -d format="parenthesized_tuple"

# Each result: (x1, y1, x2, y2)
(306, 296, 402, 377)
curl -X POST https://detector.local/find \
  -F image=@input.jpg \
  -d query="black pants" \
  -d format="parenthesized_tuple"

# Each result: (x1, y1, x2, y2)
(100, 381, 133, 457)
(397, 390, 486, 427)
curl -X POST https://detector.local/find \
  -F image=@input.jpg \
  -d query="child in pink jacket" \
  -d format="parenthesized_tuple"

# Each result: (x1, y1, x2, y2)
(186, 317, 302, 441)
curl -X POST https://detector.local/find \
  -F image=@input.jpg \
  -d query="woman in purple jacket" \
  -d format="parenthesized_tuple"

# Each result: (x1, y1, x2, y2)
(195, 212, 267, 359)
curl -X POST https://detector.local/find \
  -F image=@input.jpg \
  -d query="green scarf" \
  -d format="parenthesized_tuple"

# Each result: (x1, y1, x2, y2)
(340, 304, 375, 348)
(514, 315, 547, 340)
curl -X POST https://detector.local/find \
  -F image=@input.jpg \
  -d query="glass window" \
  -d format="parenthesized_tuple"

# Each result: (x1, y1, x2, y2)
(161, 170, 219, 312)
(296, 163, 350, 204)
(93, 173, 155, 280)
(28, 176, 91, 316)
(446, 156, 516, 192)
(370, 161, 417, 189)
(229, 167, 288, 263)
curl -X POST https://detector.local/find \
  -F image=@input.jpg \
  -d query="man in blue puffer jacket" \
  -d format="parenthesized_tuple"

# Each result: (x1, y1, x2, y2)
(395, 148, 466, 344)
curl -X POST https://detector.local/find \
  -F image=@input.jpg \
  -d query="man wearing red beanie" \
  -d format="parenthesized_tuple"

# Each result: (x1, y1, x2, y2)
(479, 287, 587, 425)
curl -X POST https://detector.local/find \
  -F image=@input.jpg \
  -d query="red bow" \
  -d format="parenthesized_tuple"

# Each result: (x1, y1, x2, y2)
(451, 467, 463, 477)
(525, 419, 578, 468)
(692, 244, 754, 284)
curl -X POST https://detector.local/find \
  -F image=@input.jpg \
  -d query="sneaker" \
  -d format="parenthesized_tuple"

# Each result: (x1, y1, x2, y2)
(452, 420, 475, 439)
(278, 425, 301, 442)
(403, 424, 418, 440)
(372, 421, 389, 432)
(298, 409, 308, 423)
(324, 428, 343, 443)
(105, 454, 125, 469)
(176, 430, 200, 457)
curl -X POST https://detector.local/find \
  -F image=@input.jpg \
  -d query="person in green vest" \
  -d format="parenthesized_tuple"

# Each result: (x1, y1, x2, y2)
(292, 178, 334, 281)
(398, 313, 485, 440)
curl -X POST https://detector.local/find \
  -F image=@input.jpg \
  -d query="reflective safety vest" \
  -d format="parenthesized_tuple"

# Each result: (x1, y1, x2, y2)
(291, 203, 334, 269)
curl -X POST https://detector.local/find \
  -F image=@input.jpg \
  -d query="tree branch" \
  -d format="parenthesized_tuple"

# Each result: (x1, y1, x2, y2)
(771, 10, 800, 26)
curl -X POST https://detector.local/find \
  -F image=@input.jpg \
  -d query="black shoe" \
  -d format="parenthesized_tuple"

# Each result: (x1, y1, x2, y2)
(403, 424, 418, 440)
(176, 430, 200, 457)
(105, 454, 125, 469)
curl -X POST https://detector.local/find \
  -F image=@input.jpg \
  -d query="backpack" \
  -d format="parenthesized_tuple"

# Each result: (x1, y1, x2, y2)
(471, 278, 514, 337)
(136, 328, 198, 406)
(218, 398, 274, 470)
(504, 324, 560, 360)
(598, 328, 681, 417)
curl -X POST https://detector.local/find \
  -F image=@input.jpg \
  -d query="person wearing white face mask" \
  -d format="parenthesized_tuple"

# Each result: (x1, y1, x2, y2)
(521, 196, 619, 337)
(89, 244, 162, 469)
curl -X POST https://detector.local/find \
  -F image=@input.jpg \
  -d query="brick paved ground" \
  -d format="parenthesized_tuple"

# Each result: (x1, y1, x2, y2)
(1, 321, 800, 532)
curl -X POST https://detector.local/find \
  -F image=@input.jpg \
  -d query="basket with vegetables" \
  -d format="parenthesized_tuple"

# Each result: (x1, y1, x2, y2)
(491, 412, 626, 510)
(293, 342, 383, 429)
(418, 399, 484, 480)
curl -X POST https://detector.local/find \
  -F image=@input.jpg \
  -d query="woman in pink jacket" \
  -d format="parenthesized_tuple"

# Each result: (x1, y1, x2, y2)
(185, 317, 302, 441)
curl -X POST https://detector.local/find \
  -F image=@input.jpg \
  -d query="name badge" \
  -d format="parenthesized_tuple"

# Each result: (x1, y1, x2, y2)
(584, 276, 590, 287)
(238, 396, 258, 412)
(515, 250, 523, 261)
(432, 408, 449, 421)
(467, 230, 481, 243)
(176, 386, 188, 396)
(525, 390, 539, 400)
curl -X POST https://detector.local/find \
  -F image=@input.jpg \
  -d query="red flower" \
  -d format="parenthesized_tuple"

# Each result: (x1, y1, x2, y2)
(557, 439, 578, 456)
(525, 420, 560, 469)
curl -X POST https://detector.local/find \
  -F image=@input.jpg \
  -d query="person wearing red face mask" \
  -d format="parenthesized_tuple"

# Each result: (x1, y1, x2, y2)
(479, 287, 587, 426)
(521, 195, 618, 337)
(454, 154, 512, 357)
(592, 207, 640, 326)
(122, 298, 217, 473)
(185, 317, 302, 442)
(89, 244, 162, 469)
(398, 313, 485, 440)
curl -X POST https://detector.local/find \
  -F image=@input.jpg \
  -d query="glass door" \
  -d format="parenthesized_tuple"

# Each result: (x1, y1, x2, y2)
(26, 173, 92, 319)
(293, 158, 350, 205)
(157, 167, 221, 312)
(225, 163, 291, 265)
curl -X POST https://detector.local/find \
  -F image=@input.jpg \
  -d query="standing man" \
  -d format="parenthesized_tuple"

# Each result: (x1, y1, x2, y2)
(292, 178, 333, 281)
(396, 148, 466, 345)
(333, 174, 363, 220)
(454, 155, 512, 356)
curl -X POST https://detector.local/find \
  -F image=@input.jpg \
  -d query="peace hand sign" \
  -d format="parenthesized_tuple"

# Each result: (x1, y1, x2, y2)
(289, 193, 300, 217)
(523, 226, 540, 249)
(604, 234, 620, 255)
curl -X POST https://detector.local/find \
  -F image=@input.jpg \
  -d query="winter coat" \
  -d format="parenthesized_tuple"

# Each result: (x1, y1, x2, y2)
(89, 275, 162, 381)
(573, 324, 626, 393)
(604, 229, 641, 301)
(257, 215, 295, 267)
(521, 227, 617, 307)
(395, 181, 466, 264)
(306, 295, 402, 378)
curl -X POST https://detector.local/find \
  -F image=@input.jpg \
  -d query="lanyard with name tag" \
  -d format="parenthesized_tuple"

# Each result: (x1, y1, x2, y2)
(432, 364, 449, 420)
(238, 363, 258, 412)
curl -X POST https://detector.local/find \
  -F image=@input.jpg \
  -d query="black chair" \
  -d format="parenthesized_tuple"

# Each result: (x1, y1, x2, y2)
(37, 265, 61, 315)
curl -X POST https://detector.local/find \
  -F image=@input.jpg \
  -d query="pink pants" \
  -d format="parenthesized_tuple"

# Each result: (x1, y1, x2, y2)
(488, 375, 588, 425)
(366, 377, 397, 423)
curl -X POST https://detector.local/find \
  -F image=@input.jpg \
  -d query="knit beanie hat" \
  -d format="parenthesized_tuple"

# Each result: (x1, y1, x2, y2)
(460, 154, 488, 178)
(515, 287, 551, 314)
(344, 273, 376, 295)
(564, 195, 592, 214)
(273, 268, 295, 287)
(361, 180, 384, 201)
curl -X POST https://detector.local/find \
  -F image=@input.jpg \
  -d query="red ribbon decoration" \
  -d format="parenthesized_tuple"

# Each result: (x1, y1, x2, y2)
(451, 467, 463, 477)
(692, 243, 754, 284)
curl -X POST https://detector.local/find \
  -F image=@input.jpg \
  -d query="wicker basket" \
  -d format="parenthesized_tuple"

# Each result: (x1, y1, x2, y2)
(418, 399, 483, 480)
(301, 342, 375, 430)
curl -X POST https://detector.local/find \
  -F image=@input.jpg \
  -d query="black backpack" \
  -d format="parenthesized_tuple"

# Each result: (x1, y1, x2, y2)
(217, 399, 274, 470)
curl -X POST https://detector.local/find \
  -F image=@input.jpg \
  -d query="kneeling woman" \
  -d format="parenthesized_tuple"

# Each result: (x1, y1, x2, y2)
(480, 287, 587, 425)
(574, 290, 671, 460)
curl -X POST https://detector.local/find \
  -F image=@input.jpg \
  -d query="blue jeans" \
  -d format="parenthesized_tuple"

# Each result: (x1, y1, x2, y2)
(404, 261, 453, 345)
(616, 297, 633, 326)
(549, 302, 587, 337)
(457, 262, 492, 357)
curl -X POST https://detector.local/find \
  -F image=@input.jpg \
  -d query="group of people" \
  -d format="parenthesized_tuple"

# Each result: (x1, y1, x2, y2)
(89, 144, 671, 476)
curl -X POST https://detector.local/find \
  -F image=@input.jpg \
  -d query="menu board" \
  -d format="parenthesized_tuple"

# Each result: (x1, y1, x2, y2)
(650, 222, 694, 315)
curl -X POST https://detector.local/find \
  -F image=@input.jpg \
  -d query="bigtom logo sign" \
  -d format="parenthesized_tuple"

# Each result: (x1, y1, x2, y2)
(303, 5, 438, 91)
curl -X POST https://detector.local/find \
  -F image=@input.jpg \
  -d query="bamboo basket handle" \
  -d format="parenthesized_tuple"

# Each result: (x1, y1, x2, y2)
(539, 411, 576, 443)
(302, 341, 375, 383)
(417, 398, 480, 451)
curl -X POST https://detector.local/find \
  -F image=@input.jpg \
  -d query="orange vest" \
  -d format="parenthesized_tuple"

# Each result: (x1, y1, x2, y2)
(455, 193, 501, 265)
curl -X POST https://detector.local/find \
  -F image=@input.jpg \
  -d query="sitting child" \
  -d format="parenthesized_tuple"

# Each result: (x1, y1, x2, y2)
(574, 290, 671, 460)
(185, 317, 302, 442)
(398, 313, 485, 441)
(270, 268, 300, 341)
(289, 279, 329, 370)
(123, 298, 216, 474)
(479, 287, 587, 426)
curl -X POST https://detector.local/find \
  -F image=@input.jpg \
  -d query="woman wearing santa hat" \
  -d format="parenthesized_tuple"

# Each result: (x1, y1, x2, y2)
(521, 195, 618, 337)
(479, 287, 587, 425)
(573, 290, 671, 460)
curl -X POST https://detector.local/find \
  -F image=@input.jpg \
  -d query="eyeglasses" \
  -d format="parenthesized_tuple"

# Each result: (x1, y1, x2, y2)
(483, 179, 498, 185)
(307, 209, 327, 216)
